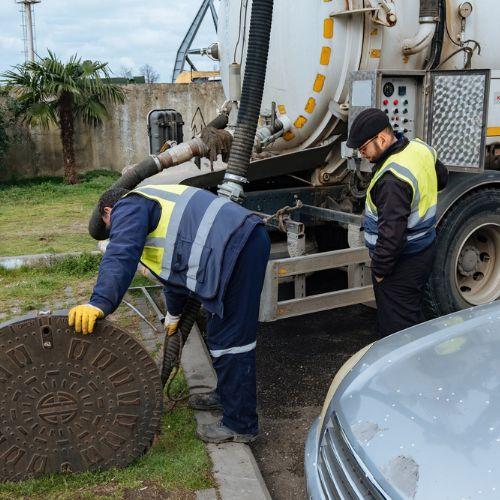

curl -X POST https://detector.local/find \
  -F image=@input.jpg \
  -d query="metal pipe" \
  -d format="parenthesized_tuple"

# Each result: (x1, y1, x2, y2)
(402, 0, 439, 55)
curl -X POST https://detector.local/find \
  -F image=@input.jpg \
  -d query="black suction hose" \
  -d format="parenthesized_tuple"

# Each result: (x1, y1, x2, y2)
(88, 156, 161, 240)
(161, 296, 200, 387)
(427, 0, 445, 69)
(218, 0, 274, 199)
(163, 0, 275, 388)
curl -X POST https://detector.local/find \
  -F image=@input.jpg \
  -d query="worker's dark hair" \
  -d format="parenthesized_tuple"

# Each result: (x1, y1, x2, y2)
(98, 188, 129, 217)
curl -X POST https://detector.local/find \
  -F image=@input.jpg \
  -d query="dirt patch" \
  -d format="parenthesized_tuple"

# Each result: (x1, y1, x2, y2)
(252, 305, 378, 499)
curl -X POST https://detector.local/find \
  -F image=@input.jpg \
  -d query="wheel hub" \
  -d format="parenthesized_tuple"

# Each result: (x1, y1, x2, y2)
(455, 223, 500, 305)
(458, 245, 481, 276)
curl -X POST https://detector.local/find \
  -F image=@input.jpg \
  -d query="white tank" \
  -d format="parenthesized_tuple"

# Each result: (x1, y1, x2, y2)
(217, 0, 500, 151)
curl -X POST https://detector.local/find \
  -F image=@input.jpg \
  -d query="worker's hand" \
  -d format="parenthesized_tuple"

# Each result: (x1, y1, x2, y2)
(68, 304, 104, 335)
(374, 275, 384, 283)
(164, 312, 181, 336)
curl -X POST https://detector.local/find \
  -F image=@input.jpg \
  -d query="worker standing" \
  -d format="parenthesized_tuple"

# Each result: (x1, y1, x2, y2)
(68, 184, 270, 444)
(346, 108, 448, 337)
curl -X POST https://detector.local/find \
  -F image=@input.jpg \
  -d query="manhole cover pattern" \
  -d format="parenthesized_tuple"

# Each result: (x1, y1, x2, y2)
(0, 313, 163, 482)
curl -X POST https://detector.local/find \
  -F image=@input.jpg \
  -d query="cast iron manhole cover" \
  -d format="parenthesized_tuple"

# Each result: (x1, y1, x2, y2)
(0, 312, 163, 482)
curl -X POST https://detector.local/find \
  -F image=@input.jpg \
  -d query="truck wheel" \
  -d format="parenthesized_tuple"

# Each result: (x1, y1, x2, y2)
(425, 188, 500, 317)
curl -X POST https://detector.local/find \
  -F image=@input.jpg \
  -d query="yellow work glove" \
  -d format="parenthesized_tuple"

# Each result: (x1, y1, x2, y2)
(68, 304, 104, 335)
(164, 312, 180, 337)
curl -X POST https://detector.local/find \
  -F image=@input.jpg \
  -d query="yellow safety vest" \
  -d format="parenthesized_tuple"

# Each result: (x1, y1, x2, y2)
(364, 138, 438, 254)
(124, 184, 255, 299)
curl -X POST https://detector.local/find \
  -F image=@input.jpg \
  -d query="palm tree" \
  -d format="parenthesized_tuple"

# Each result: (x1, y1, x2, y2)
(1, 51, 125, 184)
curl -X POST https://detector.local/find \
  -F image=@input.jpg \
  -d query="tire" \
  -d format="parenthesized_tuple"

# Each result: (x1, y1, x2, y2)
(424, 188, 500, 318)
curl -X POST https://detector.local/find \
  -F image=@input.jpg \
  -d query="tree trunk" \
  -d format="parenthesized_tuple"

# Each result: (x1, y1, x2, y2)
(59, 93, 78, 184)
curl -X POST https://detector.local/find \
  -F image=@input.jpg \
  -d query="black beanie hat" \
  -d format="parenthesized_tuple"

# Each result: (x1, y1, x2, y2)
(346, 108, 391, 149)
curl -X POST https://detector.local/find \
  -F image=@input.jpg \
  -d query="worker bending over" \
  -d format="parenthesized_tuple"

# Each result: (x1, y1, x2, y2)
(69, 184, 270, 444)
(347, 108, 448, 337)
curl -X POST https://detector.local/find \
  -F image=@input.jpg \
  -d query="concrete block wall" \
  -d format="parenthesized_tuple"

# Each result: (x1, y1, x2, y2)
(1, 82, 225, 181)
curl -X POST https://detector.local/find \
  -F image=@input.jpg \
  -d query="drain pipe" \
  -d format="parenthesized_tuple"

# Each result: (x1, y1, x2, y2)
(402, 0, 439, 55)
(218, 0, 274, 202)
(88, 115, 228, 241)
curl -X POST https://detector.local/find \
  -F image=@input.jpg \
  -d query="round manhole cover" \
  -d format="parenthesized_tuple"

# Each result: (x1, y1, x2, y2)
(0, 312, 163, 482)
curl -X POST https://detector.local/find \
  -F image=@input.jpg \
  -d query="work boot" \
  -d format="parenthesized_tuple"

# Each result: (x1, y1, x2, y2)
(188, 390, 223, 411)
(196, 419, 258, 444)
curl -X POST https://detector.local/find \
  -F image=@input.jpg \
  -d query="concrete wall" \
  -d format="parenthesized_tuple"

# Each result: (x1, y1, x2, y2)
(1, 82, 225, 181)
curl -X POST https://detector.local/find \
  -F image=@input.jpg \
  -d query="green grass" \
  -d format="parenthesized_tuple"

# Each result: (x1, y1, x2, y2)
(0, 171, 120, 257)
(0, 253, 103, 318)
(0, 258, 215, 497)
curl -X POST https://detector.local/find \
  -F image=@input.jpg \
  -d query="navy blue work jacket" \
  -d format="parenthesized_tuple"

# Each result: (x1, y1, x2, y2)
(89, 193, 263, 318)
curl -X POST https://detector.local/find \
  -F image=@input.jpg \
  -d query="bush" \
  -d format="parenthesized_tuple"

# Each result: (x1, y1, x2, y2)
(0, 89, 23, 170)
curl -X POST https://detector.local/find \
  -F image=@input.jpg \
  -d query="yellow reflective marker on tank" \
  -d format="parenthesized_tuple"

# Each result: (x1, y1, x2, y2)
(487, 127, 500, 136)
(324, 18, 334, 39)
(283, 131, 295, 141)
(278, 104, 287, 115)
(320, 46, 331, 65)
(294, 115, 308, 128)
(305, 97, 316, 114)
(370, 49, 381, 58)
(313, 74, 326, 93)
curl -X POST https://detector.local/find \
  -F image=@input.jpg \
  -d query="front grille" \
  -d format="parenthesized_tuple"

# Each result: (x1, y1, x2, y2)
(318, 413, 384, 500)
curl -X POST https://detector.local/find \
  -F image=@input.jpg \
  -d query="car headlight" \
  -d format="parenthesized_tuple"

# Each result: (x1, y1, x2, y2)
(317, 343, 373, 438)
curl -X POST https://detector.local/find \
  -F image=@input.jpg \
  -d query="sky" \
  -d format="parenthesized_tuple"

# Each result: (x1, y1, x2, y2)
(0, 0, 218, 82)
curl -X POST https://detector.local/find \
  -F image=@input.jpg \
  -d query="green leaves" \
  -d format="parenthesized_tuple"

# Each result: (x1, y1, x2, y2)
(0, 51, 125, 130)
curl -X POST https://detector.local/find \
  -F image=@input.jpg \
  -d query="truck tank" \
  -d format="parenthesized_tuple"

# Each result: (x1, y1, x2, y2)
(218, 0, 500, 152)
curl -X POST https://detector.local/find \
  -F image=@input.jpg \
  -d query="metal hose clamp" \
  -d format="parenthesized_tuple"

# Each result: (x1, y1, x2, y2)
(150, 155, 162, 172)
(223, 173, 249, 184)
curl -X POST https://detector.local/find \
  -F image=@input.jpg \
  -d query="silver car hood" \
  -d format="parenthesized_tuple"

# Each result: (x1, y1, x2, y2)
(328, 302, 500, 500)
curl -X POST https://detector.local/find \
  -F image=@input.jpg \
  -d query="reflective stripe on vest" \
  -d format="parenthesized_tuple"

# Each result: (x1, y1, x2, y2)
(125, 185, 229, 293)
(364, 139, 438, 253)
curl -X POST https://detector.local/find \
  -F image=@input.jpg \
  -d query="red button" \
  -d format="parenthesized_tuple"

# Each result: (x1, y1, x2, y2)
(393, 99, 399, 105)
(383, 99, 389, 105)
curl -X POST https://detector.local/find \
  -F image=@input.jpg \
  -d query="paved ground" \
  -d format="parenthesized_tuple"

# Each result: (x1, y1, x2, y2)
(251, 305, 379, 500)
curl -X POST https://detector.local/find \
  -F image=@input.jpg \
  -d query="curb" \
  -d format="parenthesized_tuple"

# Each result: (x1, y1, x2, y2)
(181, 327, 272, 500)
(0, 251, 101, 270)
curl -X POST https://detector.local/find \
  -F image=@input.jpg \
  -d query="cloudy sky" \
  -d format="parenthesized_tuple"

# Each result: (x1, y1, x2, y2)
(0, 0, 218, 82)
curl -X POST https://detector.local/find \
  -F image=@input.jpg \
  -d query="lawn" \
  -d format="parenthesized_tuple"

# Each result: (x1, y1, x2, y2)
(0, 171, 120, 257)
(0, 256, 215, 498)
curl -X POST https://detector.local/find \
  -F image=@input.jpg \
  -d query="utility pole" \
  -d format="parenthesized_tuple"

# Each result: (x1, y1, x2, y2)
(16, 0, 41, 62)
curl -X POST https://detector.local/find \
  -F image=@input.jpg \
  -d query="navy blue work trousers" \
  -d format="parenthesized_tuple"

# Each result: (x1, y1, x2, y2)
(205, 225, 270, 435)
(372, 241, 436, 337)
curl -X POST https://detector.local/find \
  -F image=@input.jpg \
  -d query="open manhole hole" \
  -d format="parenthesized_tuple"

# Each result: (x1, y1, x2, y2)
(0, 312, 163, 482)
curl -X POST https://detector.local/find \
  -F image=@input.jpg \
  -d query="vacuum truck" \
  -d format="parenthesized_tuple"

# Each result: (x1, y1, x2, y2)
(128, 0, 500, 324)
(155, 0, 499, 322)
